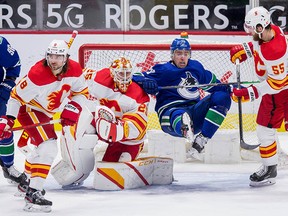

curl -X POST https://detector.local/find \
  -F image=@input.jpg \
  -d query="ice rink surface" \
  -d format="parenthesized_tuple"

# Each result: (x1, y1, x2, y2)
(1, 131, 287, 216)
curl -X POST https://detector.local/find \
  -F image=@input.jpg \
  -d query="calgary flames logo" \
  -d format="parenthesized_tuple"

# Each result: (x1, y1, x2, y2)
(47, 84, 71, 110)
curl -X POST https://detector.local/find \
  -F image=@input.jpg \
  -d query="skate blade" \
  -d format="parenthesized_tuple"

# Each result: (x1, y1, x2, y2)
(14, 191, 25, 197)
(249, 178, 276, 187)
(23, 203, 52, 213)
(62, 181, 84, 190)
(6, 179, 18, 185)
(186, 148, 204, 161)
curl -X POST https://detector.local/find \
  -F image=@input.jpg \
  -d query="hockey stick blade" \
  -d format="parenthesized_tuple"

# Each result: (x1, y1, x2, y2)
(235, 59, 260, 150)
(159, 81, 259, 90)
(11, 119, 60, 131)
(240, 139, 259, 150)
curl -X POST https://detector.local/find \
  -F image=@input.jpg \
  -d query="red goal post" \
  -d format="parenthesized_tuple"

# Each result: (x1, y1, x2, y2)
(79, 42, 259, 146)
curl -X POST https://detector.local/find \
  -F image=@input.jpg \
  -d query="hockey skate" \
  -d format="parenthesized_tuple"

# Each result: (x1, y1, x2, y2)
(24, 187, 52, 213)
(2, 165, 27, 185)
(181, 112, 194, 142)
(186, 133, 208, 161)
(16, 179, 46, 197)
(249, 164, 277, 187)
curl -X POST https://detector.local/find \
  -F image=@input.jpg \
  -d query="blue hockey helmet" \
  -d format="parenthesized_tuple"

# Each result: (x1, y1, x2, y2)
(170, 38, 191, 57)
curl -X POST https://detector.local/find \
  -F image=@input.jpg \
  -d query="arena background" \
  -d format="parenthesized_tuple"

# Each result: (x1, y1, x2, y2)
(1, 0, 287, 131)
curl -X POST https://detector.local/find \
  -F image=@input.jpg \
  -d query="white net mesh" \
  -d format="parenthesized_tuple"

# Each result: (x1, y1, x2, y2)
(79, 42, 260, 146)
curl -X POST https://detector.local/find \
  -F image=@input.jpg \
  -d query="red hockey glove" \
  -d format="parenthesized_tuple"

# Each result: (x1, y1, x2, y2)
(230, 42, 253, 64)
(95, 118, 129, 142)
(232, 85, 259, 102)
(60, 101, 82, 126)
(0, 116, 14, 140)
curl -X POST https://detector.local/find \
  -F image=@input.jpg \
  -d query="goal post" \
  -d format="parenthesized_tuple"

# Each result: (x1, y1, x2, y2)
(78, 42, 260, 154)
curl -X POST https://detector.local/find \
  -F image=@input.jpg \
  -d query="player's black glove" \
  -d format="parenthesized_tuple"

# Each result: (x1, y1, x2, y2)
(132, 75, 158, 95)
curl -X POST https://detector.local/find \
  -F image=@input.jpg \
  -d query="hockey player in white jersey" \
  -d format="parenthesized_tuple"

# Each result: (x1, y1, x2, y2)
(230, 7, 288, 187)
(0, 39, 89, 212)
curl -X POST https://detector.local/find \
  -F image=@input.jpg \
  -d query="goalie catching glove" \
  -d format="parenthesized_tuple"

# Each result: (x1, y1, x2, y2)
(230, 42, 253, 64)
(0, 116, 14, 140)
(232, 85, 259, 102)
(95, 106, 128, 142)
(60, 101, 82, 126)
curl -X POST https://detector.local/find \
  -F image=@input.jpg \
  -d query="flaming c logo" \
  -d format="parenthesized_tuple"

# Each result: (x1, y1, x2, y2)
(47, 84, 71, 110)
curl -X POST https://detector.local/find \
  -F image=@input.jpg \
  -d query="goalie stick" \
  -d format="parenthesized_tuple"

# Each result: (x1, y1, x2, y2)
(235, 59, 260, 150)
(159, 80, 259, 90)
(11, 119, 60, 132)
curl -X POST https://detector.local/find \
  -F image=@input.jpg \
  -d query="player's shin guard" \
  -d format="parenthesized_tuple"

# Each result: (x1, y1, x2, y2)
(0, 136, 27, 184)
(0, 136, 15, 167)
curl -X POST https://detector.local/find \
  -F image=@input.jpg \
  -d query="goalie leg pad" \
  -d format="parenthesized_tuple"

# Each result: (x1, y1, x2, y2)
(52, 105, 97, 186)
(51, 159, 90, 186)
(51, 135, 97, 186)
(93, 157, 173, 190)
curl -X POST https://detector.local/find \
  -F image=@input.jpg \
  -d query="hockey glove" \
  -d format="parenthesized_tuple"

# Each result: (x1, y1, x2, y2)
(0, 116, 14, 140)
(95, 118, 129, 142)
(132, 75, 159, 95)
(60, 101, 82, 126)
(232, 85, 259, 102)
(95, 105, 116, 122)
(0, 79, 16, 104)
(230, 42, 253, 64)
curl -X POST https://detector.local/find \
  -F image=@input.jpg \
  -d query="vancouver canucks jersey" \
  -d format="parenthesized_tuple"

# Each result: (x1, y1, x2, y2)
(0, 36, 21, 81)
(143, 59, 225, 116)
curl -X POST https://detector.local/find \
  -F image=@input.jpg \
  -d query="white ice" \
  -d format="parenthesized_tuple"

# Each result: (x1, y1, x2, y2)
(1, 131, 288, 216)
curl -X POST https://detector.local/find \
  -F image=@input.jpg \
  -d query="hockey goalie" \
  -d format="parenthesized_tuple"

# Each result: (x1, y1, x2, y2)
(51, 58, 173, 190)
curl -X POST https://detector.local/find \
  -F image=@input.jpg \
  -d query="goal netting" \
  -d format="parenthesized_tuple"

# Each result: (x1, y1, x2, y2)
(79, 41, 260, 159)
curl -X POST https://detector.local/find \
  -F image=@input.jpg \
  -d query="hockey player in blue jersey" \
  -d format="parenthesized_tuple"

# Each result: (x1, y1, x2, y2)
(134, 37, 231, 158)
(0, 36, 26, 184)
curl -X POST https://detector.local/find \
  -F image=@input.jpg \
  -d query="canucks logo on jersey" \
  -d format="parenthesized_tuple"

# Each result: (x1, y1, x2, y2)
(178, 71, 200, 100)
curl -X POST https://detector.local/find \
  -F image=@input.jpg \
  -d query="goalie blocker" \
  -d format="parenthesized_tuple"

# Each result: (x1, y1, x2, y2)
(51, 104, 174, 189)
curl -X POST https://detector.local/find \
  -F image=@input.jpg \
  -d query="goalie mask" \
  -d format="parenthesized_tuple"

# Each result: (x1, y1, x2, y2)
(110, 57, 133, 93)
(244, 7, 271, 35)
(46, 40, 69, 76)
(170, 38, 191, 58)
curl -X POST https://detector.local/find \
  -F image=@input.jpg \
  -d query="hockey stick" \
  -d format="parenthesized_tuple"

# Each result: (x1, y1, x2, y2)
(159, 81, 259, 90)
(235, 59, 260, 150)
(67, 30, 78, 49)
(11, 119, 60, 132)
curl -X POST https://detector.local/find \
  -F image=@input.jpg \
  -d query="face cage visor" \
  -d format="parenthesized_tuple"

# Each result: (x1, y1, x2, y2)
(113, 69, 132, 93)
(244, 22, 266, 34)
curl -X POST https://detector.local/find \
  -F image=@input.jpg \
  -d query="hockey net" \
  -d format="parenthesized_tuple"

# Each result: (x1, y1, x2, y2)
(78, 42, 260, 150)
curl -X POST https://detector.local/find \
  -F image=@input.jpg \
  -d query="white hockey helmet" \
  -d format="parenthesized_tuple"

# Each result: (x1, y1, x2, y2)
(46, 40, 69, 75)
(110, 57, 133, 93)
(244, 7, 271, 34)
(46, 40, 69, 56)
